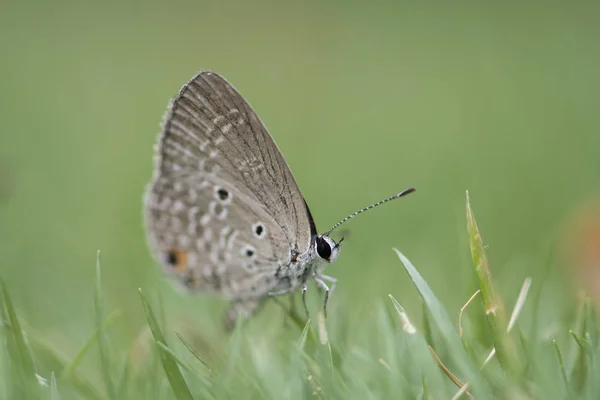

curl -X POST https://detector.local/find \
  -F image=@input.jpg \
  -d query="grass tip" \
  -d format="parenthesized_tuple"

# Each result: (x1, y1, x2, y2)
(389, 294, 417, 334)
(317, 311, 329, 345)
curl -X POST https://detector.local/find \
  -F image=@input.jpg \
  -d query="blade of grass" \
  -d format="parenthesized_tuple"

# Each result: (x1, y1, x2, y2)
(422, 302, 433, 346)
(155, 344, 214, 400)
(569, 296, 591, 395)
(389, 295, 417, 334)
(552, 339, 570, 396)
(393, 249, 489, 397)
(49, 372, 60, 400)
(482, 277, 532, 367)
(570, 330, 592, 353)
(428, 345, 472, 397)
(175, 331, 212, 376)
(139, 288, 194, 400)
(94, 251, 116, 400)
(585, 299, 598, 350)
(317, 311, 329, 345)
(378, 357, 392, 372)
(298, 319, 311, 350)
(507, 277, 532, 332)
(584, 299, 599, 395)
(156, 342, 197, 375)
(465, 191, 523, 378)
(450, 383, 471, 400)
(459, 290, 481, 338)
(156, 341, 214, 398)
(420, 375, 428, 400)
(316, 311, 335, 378)
(0, 279, 40, 397)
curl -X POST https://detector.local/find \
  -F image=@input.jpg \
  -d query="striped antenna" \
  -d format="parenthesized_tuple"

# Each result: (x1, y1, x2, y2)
(324, 188, 416, 236)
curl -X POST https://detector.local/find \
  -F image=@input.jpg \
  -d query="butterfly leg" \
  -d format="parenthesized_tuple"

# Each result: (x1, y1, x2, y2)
(301, 284, 310, 319)
(320, 275, 337, 297)
(315, 275, 337, 318)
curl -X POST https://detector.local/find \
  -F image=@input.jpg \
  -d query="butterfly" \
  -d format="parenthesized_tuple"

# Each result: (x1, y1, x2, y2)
(144, 71, 414, 330)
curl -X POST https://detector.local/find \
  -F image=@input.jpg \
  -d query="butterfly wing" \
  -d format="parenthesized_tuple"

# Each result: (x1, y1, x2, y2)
(144, 71, 315, 300)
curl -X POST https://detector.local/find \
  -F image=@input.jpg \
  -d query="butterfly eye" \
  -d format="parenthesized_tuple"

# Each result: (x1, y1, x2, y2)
(315, 236, 332, 260)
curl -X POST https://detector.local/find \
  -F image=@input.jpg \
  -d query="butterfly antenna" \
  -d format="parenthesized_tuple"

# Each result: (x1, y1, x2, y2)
(325, 188, 416, 236)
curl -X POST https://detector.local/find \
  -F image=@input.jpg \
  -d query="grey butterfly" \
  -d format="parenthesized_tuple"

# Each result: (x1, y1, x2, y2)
(144, 71, 414, 330)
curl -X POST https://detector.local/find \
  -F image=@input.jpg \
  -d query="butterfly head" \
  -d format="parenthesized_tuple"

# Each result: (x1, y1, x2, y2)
(315, 235, 343, 263)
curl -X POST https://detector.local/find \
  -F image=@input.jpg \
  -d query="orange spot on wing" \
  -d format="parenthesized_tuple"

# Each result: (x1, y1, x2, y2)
(167, 249, 189, 272)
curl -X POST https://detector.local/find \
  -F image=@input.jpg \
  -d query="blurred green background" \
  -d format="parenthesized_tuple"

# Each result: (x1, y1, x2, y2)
(1, 1, 599, 355)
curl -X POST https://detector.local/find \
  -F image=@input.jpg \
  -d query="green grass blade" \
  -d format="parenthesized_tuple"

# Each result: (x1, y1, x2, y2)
(0, 279, 40, 397)
(465, 191, 523, 378)
(422, 301, 433, 346)
(584, 298, 598, 350)
(139, 288, 194, 400)
(570, 330, 592, 353)
(156, 340, 214, 399)
(49, 372, 60, 400)
(420, 375, 428, 400)
(569, 297, 591, 396)
(94, 251, 116, 400)
(297, 319, 311, 350)
(552, 339, 570, 396)
(175, 331, 212, 375)
(393, 248, 488, 396)
(389, 295, 416, 334)
(156, 341, 197, 374)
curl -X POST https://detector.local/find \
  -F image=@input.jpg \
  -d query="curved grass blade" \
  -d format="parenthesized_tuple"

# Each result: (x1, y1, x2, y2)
(175, 331, 212, 376)
(156, 342, 213, 398)
(297, 319, 311, 351)
(552, 339, 570, 396)
(0, 279, 40, 398)
(389, 295, 416, 334)
(50, 372, 60, 400)
(393, 248, 488, 396)
(139, 288, 194, 400)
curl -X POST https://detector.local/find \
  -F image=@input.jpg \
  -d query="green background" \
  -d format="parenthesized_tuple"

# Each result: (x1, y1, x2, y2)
(1, 0, 599, 364)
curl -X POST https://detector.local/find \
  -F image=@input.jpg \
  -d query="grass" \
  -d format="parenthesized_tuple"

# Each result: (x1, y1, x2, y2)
(1, 192, 598, 400)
